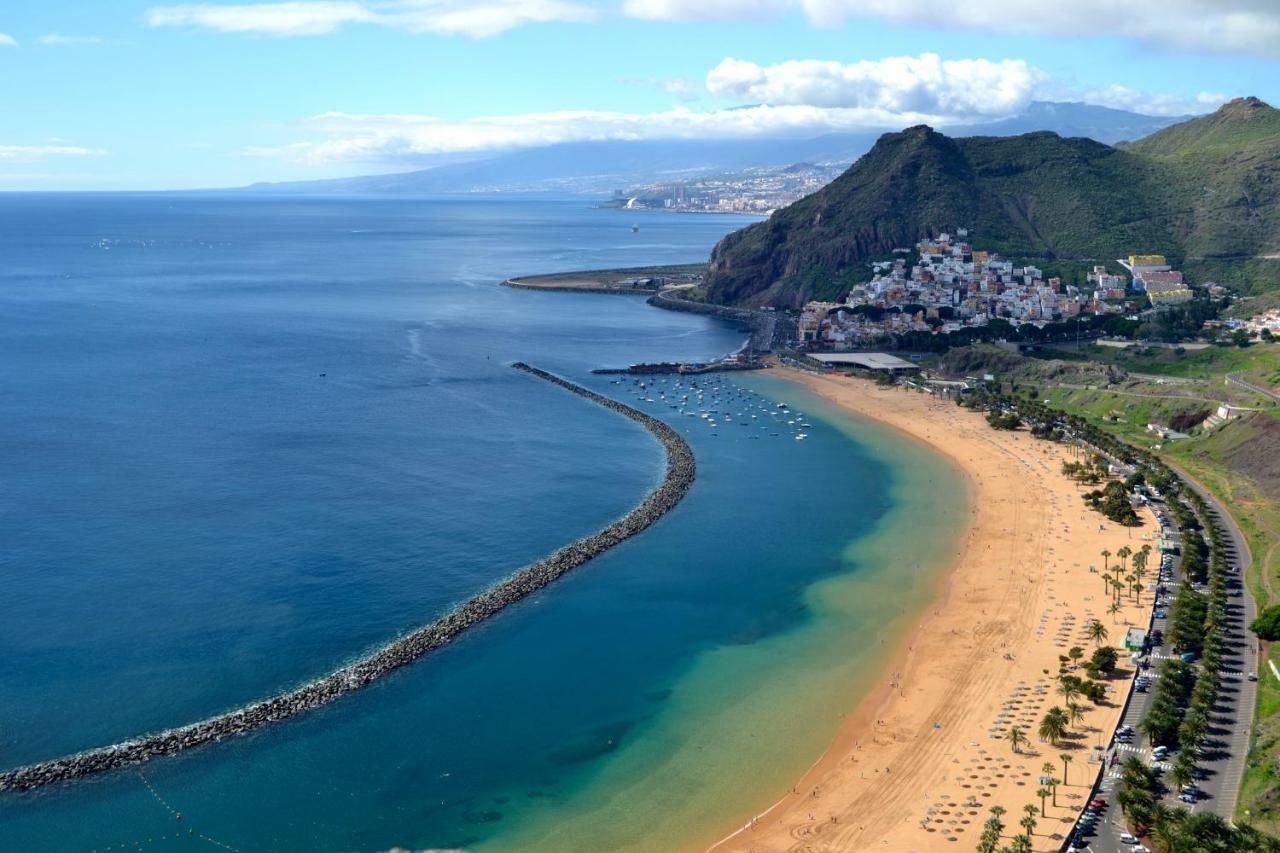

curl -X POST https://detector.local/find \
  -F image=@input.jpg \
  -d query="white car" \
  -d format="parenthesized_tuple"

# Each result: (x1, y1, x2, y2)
(1120, 833, 1139, 845)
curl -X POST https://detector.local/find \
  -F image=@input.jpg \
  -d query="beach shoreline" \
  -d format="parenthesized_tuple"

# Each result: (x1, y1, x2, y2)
(704, 367, 1153, 852)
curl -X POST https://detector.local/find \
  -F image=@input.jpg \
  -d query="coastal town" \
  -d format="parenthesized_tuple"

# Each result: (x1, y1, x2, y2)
(796, 231, 1200, 349)
(606, 161, 844, 215)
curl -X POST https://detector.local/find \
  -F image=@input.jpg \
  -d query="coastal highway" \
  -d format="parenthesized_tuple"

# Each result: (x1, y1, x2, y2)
(1084, 482, 1257, 853)
(1179, 474, 1258, 820)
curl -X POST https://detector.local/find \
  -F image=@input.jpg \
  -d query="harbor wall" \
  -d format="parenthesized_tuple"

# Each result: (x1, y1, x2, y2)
(0, 364, 695, 793)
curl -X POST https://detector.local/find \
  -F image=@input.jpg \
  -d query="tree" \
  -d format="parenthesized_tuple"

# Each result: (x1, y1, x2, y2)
(1060, 753, 1073, 786)
(1066, 702, 1086, 730)
(1108, 600, 1122, 623)
(1069, 646, 1085, 668)
(1169, 760, 1194, 792)
(976, 815, 1002, 853)
(1089, 645, 1118, 676)
(1088, 619, 1109, 647)
(1250, 605, 1280, 640)
(1006, 725, 1026, 754)
(1035, 786, 1050, 817)
(1022, 803, 1038, 836)
(1039, 707, 1068, 745)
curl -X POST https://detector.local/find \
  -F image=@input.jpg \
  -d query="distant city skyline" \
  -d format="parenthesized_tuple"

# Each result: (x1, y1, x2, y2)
(2, 0, 1279, 190)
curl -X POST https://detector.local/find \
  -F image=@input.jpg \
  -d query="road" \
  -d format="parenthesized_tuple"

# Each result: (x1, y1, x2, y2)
(1227, 371, 1280, 404)
(1180, 474, 1258, 819)
(1076, 480, 1258, 853)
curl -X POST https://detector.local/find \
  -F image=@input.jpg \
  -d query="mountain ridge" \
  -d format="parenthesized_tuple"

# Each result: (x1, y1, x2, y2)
(240, 102, 1186, 196)
(703, 98, 1280, 307)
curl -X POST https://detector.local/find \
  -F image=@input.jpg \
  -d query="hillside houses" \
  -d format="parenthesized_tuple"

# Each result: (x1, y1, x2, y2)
(798, 231, 1131, 348)
(1119, 254, 1195, 305)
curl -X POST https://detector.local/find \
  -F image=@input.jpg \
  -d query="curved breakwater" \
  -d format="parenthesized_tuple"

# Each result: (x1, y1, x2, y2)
(0, 363, 695, 793)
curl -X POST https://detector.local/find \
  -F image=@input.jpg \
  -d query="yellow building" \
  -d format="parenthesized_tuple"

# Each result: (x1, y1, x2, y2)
(1129, 254, 1167, 268)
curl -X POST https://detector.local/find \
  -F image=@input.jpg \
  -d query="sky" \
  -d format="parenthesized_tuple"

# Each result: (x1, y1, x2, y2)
(2, 0, 1279, 190)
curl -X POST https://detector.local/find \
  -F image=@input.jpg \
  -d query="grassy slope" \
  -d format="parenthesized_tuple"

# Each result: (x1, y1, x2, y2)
(1055, 341, 1280, 386)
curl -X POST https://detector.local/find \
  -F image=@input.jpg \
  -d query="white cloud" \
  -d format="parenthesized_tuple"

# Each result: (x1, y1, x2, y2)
(0, 145, 107, 160)
(0, 32, 17, 47)
(622, 0, 1280, 57)
(706, 54, 1042, 117)
(1081, 86, 1228, 117)
(662, 76, 699, 98)
(38, 34, 105, 45)
(245, 99, 1020, 165)
(145, 0, 596, 38)
(146, 2, 377, 35)
(623, 0, 781, 21)
(620, 75, 702, 100)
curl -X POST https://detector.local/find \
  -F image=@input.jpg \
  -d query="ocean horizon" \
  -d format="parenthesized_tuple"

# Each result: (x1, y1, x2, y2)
(0, 194, 964, 852)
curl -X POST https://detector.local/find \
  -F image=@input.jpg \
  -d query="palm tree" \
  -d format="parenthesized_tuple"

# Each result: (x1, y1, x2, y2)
(1006, 725, 1027, 754)
(1060, 752, 1073, 785)
(1147, 803, 1182, 853)
(1057, 680, 1080, 705)
(1039, 707, 1068, 746)
(1035, 786, 1050, 817)
(1022, 803, 1038, 835)
(1169, 761, 1194, 792)
(1088, 619, 1109, 647)
(1066, 702, 1085, 731)
(1118, 545, 1132, 575)
(1108, 600, 1122, 623)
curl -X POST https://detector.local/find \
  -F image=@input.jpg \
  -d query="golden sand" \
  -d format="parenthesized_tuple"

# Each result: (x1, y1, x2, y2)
(706, 369, 1155, 853)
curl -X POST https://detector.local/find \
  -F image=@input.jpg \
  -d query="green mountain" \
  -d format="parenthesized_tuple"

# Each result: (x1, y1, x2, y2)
(704, 98, 1280, 308)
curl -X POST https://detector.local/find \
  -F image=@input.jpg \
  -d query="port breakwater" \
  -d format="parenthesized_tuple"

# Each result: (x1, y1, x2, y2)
(0, 363, 695, 793)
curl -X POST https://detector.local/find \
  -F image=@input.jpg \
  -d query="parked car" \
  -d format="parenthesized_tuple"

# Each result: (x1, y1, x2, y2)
(1120, 833, 1140, 844)
(1249, 672, 1259, 682)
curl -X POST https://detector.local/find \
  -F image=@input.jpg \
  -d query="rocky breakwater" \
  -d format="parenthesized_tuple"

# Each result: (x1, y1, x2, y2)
(0, 363, 695, 793)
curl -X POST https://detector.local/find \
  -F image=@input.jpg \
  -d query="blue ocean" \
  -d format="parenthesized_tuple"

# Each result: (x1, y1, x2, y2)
(0, 194, 964, 852)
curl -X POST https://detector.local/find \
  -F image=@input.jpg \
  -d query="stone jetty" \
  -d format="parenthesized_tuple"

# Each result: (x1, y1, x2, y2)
(0, 363, 695, 793)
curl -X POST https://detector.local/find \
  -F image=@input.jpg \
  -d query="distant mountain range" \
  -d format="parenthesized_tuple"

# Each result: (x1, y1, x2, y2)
(243, 102, 1188, 196)
(703, 98, 1280, 307)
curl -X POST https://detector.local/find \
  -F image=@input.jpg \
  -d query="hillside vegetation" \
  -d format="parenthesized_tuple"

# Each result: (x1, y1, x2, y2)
(705, 98, 1280, 307)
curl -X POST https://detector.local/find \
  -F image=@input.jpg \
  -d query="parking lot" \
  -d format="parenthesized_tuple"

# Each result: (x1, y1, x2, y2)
(1069, 485, 1257, 853)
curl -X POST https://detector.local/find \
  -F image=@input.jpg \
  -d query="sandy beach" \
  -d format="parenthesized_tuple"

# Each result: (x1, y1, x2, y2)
(707, 368, 1155, 853)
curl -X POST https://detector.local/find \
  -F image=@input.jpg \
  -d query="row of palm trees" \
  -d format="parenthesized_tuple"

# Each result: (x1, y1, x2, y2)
(975, 802, 1048, 853)
(968, 387, 1269, 848)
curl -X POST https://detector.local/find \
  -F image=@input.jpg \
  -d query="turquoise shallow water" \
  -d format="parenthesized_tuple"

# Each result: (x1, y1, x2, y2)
(0, 194, 965, 852)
